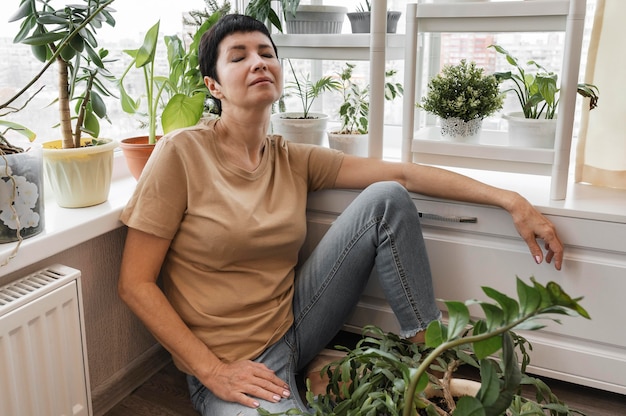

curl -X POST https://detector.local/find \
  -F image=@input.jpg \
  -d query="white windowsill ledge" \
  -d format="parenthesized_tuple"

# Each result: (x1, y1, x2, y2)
(0, 152, 137, 277)
(2, 149, 626, 278)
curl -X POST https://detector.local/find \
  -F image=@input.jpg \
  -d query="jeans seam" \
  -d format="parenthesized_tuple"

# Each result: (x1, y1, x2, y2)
(293, 215, 380, 330)
(382, 219, 427, 330)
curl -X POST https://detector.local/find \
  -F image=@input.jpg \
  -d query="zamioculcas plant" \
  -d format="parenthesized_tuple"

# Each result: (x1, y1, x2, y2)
(9, 0, 117, 148)
(259, 277, 589, 416)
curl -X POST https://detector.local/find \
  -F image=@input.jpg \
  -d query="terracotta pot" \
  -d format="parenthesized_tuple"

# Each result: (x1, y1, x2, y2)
(119, 136, 159, 181)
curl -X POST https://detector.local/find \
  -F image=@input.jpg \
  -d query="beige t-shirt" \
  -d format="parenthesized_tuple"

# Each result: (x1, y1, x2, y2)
(120, 119, 344, 368)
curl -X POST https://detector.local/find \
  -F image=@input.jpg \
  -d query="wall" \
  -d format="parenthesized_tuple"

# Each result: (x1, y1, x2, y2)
(0, 227, 163, 415)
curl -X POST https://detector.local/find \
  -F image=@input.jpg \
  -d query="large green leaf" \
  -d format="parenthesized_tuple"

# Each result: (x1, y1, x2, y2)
(136, 21, 160, 68)
(161, 93, 205, 134)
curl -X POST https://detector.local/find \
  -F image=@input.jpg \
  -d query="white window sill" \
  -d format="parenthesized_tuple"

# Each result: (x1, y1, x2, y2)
(3, 148, 626, 277)
(0, 152, 137, 277)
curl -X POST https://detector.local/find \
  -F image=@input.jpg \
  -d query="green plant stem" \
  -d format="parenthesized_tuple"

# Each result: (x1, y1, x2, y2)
(0, 0, 115, 113)
(402, 313, 539, 416)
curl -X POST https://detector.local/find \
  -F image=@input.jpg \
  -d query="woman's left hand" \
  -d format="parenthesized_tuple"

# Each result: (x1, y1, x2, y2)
(508, 194, 563, 270)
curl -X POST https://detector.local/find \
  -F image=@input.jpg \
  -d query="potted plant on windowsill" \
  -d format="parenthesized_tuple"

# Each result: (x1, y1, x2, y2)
(417, 59, 504, 144)
(261, 276, 590, 416)
(1, 100, 43, 248)
(245, 0, 300, 33)
(118, 13, 219, 180)
(347, 0, 402, 34)
(327, 62, 403, 157)
(271, 60, 341, 146)
(489, 44, 600, 149)
(9, 0, 118, 208)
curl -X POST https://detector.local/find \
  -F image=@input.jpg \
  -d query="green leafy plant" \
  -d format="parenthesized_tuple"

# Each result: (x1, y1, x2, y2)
(245, 0, 301, 33)
(183, 0, 232, 27)
(334, 62, 403, 135)
(418, 59, 504, 123)
(260, 276, 589, 416)
(119, 15, 220, 145)
(489, 44, 599, 120)
(9, 0, 117, 149)
(355, 0, 372, 13)
(284, 60, 341, 119)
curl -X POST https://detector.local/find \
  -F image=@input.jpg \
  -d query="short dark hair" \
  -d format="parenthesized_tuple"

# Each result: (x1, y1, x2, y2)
(199, 14, 279, 83)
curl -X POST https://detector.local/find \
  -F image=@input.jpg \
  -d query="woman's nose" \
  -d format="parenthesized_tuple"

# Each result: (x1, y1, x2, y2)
(252, 55, 267, 71)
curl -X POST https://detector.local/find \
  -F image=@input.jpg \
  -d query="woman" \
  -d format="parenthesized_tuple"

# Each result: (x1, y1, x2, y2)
(118, 14, 563, 416)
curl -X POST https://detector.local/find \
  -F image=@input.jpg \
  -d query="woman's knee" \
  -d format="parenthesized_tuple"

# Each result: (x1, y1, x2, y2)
(362, 181, 414, 212)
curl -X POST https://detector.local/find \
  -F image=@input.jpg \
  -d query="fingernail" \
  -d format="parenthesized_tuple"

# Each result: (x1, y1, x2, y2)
(253, 401, 260, 408)
(273, 394, 281, 401)
(283, 390, 291, 397)
(535, 255, 541, 264)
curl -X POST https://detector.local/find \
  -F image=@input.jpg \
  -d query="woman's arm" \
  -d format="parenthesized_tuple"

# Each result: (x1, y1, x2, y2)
(334, 155, 563, 270)
(118, 228, 291, 408)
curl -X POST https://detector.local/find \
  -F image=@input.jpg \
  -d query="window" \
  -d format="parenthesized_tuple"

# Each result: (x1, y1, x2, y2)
(0, 0, 597, 161)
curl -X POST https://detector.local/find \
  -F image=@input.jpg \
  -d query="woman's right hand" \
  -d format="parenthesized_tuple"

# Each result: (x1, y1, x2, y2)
(202, 359, 291, 408)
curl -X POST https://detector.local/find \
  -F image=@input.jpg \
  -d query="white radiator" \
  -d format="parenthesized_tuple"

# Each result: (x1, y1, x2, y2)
(0, 264, 92, 416)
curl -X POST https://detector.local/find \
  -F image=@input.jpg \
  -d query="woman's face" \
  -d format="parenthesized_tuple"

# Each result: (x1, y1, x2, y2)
(205, 31, 283, 112)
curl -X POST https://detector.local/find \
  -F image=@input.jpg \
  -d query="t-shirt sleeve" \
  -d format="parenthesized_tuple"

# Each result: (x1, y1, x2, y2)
(303, 144, 344, 191)
(119, 137, 188, 240)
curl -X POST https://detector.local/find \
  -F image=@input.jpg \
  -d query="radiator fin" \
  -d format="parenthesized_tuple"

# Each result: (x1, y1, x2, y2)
(0, 264, 91, 416)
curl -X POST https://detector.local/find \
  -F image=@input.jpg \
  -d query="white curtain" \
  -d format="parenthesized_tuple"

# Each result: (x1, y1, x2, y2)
(575, 0, 626, 189)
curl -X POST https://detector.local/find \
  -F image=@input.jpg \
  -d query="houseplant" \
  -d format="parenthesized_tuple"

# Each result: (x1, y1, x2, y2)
(417, 59, 504, 143)
(271, 60, 341, 146)
(245, 0, 300, 33)
(347, 0, 402, 34)
(10, 0, 118, 208)
(118, 14, 218, 180)
(1, 108, 43, 247)
(260, 276, 590, 416)
(489, 44, 599, 148)
(283, 4, 348, 35)
(327, 63, 403, 156)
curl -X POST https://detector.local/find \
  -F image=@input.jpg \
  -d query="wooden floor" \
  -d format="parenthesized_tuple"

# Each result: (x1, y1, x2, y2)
(104, 360, 626, 416)
(105, 330, 626, 416)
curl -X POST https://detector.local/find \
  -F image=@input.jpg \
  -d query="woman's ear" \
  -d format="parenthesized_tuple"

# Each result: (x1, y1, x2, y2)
(205, 76, 223, 99)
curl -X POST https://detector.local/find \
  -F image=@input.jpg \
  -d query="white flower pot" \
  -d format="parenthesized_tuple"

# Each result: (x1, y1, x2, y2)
(327, 132, 369, 157)
(439, 117, 483, 144)
(271, 112, 329, 146)
(285, 5, 348, 34)
(42, 138, 117, 208)
(0, 142, 45, 243)
(503, 112, 557, 149)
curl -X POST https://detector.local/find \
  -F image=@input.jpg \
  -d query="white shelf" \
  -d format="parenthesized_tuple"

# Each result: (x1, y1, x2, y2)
(272, 33, 405, 61)
(411, 127, 555, 175)
(414, 0, 570, 33)
(402, 0, 586, 199)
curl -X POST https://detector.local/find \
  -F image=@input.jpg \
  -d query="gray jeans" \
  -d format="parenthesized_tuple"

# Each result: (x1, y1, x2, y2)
(187, 182, 441, 415)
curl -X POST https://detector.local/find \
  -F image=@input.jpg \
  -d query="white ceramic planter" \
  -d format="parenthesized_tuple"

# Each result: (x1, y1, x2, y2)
(347, 11, 402, 34)
(503, 112, 557, 149)
(327, 131, 369, 157)
(0, 142, 45, 242)
(285, 5, 347, 34)
(439, 117, 483, 144)
(42, 138, 117, 208)
(271, 112, 329, 146)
